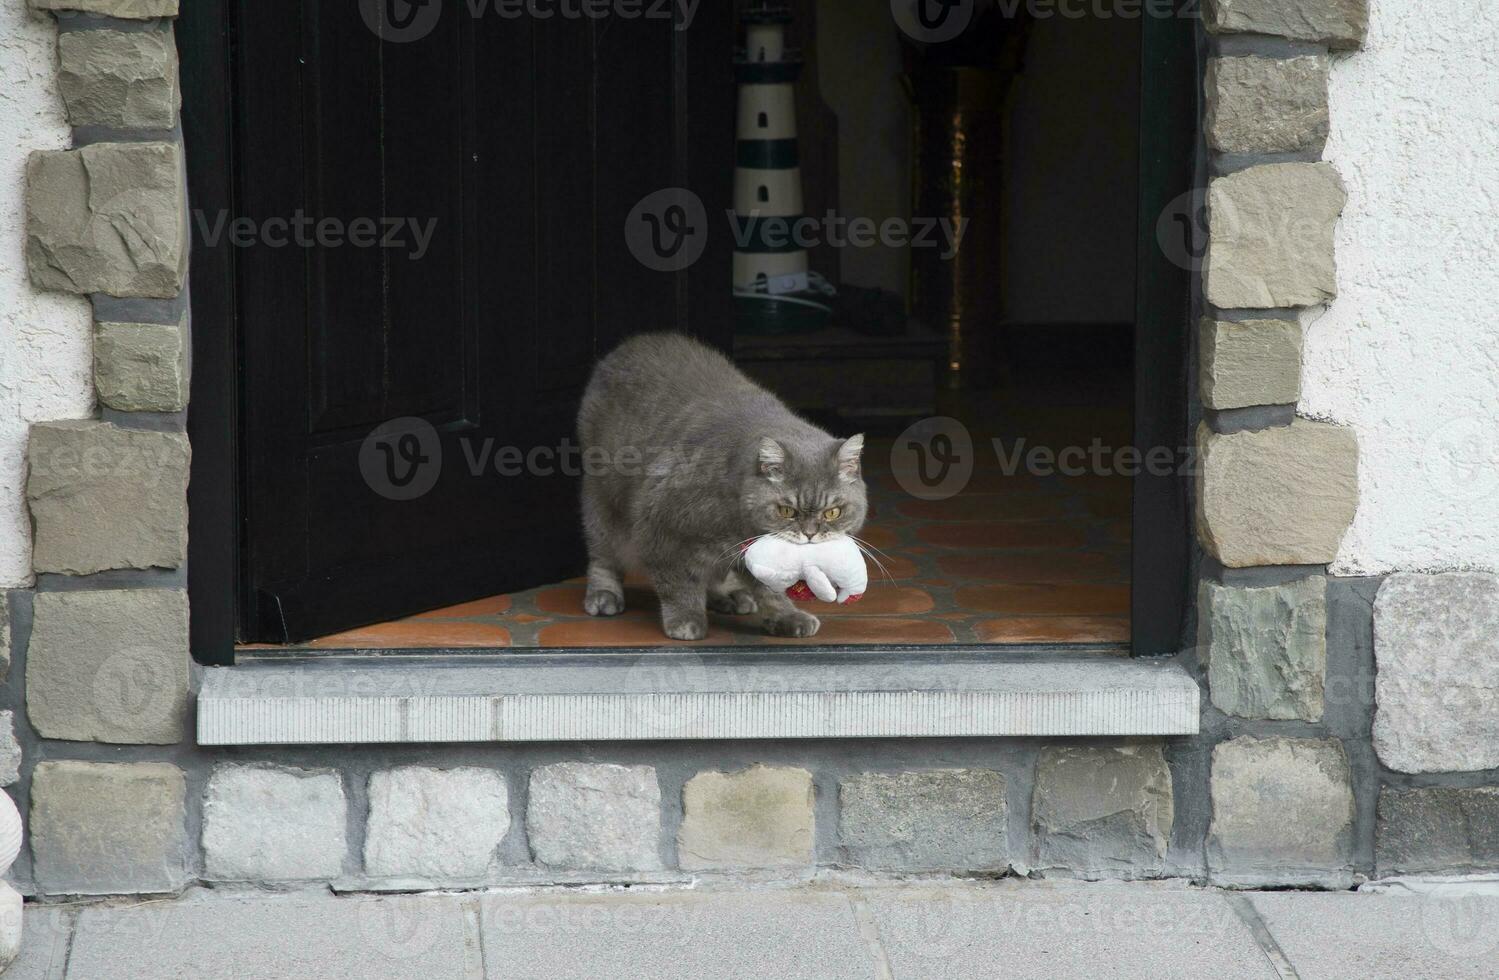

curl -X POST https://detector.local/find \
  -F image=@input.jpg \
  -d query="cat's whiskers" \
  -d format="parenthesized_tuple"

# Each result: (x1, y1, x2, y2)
(712, 536, 761, 568)
(850, 533, 895, 565)
(850, 538, 895, 585)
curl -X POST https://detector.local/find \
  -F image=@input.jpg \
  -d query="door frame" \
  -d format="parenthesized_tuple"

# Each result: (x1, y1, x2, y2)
(180, 2, 1198, 665)
(180, 0, 238, 666)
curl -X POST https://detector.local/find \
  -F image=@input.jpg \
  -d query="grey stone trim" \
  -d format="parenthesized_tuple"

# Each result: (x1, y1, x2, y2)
(527, 763, 663, 872)
(1375, 786, 1499, 875)
(57, 28, 179, 130)
(26, 420, 190, 575)
(25, 141, 188, 298)
(1207, 735, 1355, 888)
(1032, 743, 1173, 878)
(26, 588, 190, 744)
(1199, 576, 1326, 721)
(1204, 162, 1346, 310)
(1195, 419, 1358, 568)
(1372, 572, 1499, 774)
(202, 764, 348, 882)
(29, 760, 188, 895)
(365, 766, 511, 880)
(1182, 575, 1383, 883)
(94, 316, 188, 412)
(837, 769, 1008, 874)
(1199, 317, 1303, 411)
(679, 766, 814, 870)
(1206, 55, 1330, 155)
(1204, 0, 1368, 50)
(197, 657, 1202, 745)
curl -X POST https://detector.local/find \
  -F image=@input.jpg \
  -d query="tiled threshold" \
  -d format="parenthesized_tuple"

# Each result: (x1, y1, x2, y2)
(197, 650, 1199, 745)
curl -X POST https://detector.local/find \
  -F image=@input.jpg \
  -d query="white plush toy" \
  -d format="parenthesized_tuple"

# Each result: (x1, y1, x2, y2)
(743, 535, 869, 604)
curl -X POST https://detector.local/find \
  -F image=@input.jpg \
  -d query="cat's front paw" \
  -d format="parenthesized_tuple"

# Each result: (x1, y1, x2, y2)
(662, 612, 709, 641)
(766, 610, 820, 638)
(708, 589, 758, 615)
(584, 588, 625, 616)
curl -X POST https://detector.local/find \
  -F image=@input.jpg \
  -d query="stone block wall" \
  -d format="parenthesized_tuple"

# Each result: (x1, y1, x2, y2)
(1195, 0, 1366, 890)
(17, 743, 1192, 896)
(5, 0, 196, 900)
(1196, 0, 1499, 888)
(0, 0, 1494, 903)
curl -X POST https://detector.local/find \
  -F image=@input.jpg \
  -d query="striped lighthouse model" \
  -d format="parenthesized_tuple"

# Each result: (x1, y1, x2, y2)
(733, 4, 835, 334)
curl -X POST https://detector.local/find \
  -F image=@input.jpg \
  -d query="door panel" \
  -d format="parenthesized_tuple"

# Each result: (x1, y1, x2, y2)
(234, 1, 734, 642)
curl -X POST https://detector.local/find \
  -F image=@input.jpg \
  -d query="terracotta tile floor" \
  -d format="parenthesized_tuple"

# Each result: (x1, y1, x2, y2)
(291, 389, 1133, 651)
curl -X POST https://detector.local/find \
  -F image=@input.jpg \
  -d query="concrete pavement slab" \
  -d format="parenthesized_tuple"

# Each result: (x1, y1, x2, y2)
(16, 879, 1499, 979)
(6, 906, 72, 980)
(478, 888, 878, 980)
(1250, 892, 1499, 980)
(62, 893, 479, 980)
(862, 880, 1279, 980)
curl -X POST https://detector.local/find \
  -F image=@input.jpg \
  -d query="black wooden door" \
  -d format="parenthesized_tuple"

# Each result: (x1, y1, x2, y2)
(232, 2, 733, 642)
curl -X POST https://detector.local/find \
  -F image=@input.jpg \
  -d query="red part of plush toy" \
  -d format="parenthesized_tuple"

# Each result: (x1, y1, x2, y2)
(786, 581, 863, 603)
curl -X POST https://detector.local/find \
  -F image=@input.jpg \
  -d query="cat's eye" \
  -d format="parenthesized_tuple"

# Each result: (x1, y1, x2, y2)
(822, 507, 842, 521)
(776, 505, 797, 519)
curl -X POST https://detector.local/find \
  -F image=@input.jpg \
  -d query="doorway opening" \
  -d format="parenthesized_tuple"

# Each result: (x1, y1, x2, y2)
(183, 1, 1192, 661)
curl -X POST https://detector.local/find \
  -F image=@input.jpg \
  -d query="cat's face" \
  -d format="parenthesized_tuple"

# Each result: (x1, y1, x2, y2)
(743, 434, 868, 542)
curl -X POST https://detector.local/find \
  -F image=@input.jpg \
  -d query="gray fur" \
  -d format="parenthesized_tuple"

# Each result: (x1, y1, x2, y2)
(578, 333, 867, 640)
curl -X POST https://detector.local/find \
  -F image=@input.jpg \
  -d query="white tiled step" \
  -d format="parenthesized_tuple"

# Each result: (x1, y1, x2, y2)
(197, 653, 1199, 745)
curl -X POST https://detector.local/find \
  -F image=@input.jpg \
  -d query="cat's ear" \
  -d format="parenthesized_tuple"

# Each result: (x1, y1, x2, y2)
(836, 434, 864, 482)
(758, 437, 787, 481)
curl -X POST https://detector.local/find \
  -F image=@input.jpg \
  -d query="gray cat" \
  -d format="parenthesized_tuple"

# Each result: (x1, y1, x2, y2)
(577, 333, 867, 640)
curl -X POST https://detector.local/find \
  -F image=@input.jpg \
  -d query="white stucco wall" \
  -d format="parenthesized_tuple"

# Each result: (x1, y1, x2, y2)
(0, 4, 93, 588)
(1303, 0, 1499, 576)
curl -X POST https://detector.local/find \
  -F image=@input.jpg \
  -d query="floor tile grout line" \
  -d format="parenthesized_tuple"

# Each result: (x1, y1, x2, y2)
(845, 890, 896, 980)
(1225, 893, 1302, 980)
(56, 906, 80, 980)
(462, 894, 488, 980)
